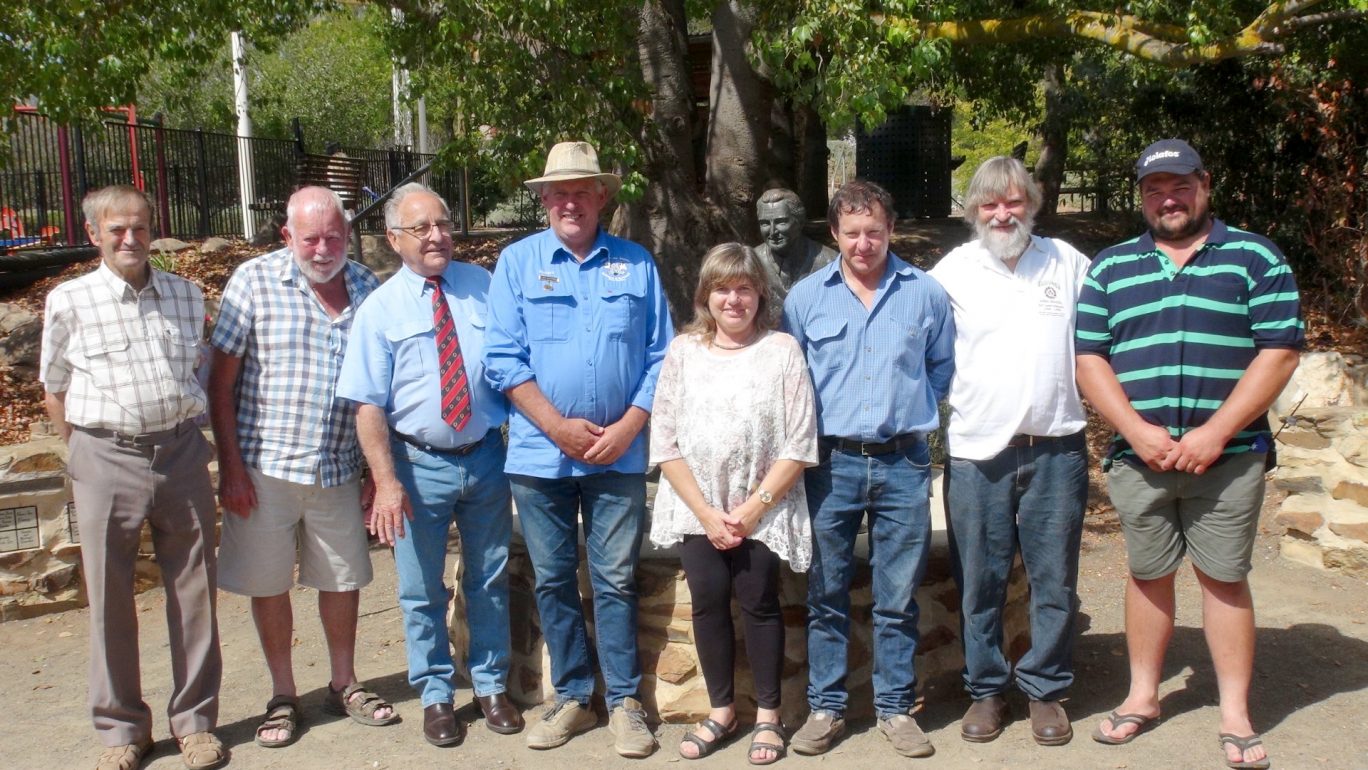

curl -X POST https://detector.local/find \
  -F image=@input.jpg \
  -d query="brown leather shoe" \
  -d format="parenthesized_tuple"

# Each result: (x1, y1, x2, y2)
(1029, 699, 1073, 746)
(476, 693, 525, 734)
(423, 703, 464, 747)
(960, 695, 1008, 743)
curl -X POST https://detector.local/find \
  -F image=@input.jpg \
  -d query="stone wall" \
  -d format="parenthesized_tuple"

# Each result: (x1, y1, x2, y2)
(1272, 352, 1368, 578)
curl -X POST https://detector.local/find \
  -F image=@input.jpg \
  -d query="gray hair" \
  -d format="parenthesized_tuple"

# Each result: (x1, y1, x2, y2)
(963, 156, 1042, 225)
(82, 185, 153, 231)
(384, 182, 450, 230)
(757, 188, 805, 223)
(286, 186, 347, 228)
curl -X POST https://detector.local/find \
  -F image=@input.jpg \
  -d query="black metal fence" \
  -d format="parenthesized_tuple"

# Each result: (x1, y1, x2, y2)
(0, 111, 464, 247)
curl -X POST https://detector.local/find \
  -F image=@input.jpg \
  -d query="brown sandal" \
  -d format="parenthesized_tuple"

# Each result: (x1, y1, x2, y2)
(176, 732, 226, 770)
(324, 681, 401, 726)
(255, 694, 302, 748)
(95, 739, 154, 770)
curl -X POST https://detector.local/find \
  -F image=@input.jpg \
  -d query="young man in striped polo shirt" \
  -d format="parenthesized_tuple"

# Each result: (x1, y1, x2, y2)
(1076, 139, 1303, 770)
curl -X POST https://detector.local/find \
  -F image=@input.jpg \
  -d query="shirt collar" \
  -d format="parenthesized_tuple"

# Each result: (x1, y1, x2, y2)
(96, 259, 159, 301)
(544, 226, 610, 265)
(818, 251, 914, 289)
(396, 263, 447, 299)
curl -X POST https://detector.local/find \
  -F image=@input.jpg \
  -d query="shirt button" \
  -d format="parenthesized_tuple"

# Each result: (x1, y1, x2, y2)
(865, 346, 872, 352)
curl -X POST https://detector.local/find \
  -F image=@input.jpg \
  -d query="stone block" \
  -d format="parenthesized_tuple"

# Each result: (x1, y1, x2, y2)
(1278, 428, 1331, 450)
(199, 237, 232, 254)
(1331, 480, 1368, 509)
(1275, 509, 1325, 537)
(1328, 521, 1368, 544)
(1322, 547, 1368, 578)
(1279, 536, 1326, 570)
(150, 237, 191, 253)
(0, 303, 40, 367)
(1340, 435, 1368, 469)
(1271, 473, 1325, 495)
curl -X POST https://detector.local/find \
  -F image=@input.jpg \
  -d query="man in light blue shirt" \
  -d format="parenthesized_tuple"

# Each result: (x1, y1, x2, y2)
(338, 183, 520, 747)
(782, 180, 955, 759)
(483, 141, 672, 758)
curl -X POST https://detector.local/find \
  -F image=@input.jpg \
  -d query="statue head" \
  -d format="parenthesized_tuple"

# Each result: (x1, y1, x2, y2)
(756, 188, 806, 258)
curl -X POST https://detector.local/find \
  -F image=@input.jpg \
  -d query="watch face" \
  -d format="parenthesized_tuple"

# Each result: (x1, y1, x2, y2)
(760, 490, 774, 504)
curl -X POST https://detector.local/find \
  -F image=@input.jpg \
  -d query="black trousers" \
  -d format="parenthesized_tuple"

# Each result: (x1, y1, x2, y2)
(678, 535, 784, 709)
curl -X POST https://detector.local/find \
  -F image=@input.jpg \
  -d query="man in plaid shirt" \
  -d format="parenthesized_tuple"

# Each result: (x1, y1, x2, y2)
(208, 186, 397, 749)
(41, 185, 226, 770)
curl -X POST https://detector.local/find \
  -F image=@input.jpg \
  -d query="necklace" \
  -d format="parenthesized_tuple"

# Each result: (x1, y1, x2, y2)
(711, 332, 760, 350)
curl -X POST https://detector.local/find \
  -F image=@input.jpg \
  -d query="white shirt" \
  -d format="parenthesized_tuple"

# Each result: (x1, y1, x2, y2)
(648, 331, 818, 570)
(928, 234, 1090, 461)
(40, 262, 207, 434)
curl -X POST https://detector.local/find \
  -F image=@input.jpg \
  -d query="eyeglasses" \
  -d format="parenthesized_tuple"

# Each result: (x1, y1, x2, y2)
(390, 220, 454, 239)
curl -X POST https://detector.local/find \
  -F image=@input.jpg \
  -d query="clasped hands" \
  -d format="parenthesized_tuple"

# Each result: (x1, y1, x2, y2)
(699, 502, 761, 550)
(1129, 422, 1227, 475)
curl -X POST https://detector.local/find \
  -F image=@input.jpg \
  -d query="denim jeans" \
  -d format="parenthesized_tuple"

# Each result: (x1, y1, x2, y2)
(390, 430, 512, 706)
(509, 472, 646, 709)
(945, 431, 1088, 702)
(804, 440, 932, 718)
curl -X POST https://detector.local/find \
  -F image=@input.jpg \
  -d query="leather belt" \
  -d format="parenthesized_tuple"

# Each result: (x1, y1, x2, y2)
(394, 429, 492, 457)
(73, 420, 196, 447)
(824, 433, 924, 457)
(1006, 431, 1079, 448)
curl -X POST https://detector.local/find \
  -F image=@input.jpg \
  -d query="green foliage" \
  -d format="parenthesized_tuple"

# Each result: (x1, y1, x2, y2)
(138, 8, 395, 149)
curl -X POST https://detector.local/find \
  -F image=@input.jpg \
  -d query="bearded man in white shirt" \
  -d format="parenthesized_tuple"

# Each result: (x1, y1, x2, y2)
(928, 157, 1091, 748)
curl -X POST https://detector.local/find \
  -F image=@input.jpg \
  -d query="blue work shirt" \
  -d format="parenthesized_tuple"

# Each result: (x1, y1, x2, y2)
(483, 227, 673, 478)
(782, 253, 955, 441)
(337, 261, 508, 448)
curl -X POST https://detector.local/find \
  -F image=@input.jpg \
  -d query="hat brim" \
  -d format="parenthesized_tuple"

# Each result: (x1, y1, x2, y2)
(1136, 161, 1202, 181)
(524, 171, 622, 197)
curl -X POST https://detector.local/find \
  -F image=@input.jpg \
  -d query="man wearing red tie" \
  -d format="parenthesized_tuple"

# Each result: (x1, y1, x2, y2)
(338, 183, 522, 747)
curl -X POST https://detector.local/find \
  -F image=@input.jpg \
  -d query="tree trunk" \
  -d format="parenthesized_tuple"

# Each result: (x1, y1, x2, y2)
(1035, 60, 1068, 216)
(705, 1, 772, 241)
(615, 0, 737, 321)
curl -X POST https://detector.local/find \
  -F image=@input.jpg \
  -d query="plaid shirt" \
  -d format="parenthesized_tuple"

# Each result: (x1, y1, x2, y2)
(210, 248, 380, 487)
(40, 262, 207, 434)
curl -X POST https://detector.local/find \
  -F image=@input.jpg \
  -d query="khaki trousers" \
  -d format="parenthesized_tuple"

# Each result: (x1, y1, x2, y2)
(68, 423, 221, 746)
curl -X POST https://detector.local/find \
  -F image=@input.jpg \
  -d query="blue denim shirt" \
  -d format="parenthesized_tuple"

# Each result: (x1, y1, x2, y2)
(337, 262, 508, 449)
(483, 227, 673, 478)
(782, 253, 955, 441)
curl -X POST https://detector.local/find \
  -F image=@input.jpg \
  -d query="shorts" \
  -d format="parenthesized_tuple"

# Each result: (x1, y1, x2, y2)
(218, 467, 373, 596)
(1107, 452, 1266, 583)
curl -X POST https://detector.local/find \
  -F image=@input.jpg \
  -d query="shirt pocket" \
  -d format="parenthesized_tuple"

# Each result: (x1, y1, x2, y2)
(601, 280, 646, 338)
(81, 336, 132, 390)
(525, 293, 570, 343)
(384, 320, 432, 383)
(892, 317, 931, 375)
(804, 318, 847, 372)
(159, 322, 201, 383)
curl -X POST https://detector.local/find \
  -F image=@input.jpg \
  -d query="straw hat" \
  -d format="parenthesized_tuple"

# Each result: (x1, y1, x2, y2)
(524, 141, 622, 197)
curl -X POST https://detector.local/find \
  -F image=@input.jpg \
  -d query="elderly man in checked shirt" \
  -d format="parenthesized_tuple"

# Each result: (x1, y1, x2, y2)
(40, 185, 226, 770)
(208, 186, 397, 750)
(782, 179, 955, 760)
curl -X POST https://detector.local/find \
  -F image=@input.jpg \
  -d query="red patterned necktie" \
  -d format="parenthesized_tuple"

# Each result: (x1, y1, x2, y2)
(426, 275, 472, 431)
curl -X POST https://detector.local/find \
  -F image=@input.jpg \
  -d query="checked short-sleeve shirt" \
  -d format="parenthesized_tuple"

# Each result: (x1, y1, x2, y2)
(210, 248, 380, 487)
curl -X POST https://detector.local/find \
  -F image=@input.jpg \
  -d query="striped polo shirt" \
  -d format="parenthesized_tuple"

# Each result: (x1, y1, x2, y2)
(1075, 218, 1304, 468)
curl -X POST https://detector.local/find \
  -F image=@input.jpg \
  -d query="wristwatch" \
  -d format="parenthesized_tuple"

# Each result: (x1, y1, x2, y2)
(757, 488, 775, 506)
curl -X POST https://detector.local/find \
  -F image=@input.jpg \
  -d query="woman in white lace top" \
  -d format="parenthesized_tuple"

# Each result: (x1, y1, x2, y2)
(650, 243, 817, 763)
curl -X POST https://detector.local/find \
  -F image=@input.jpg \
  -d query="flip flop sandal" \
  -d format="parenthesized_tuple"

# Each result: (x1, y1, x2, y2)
(1219, 732, 1272, 769)
(255, 695, 302, 748)
(177, 732, 226, 770)
(1091, 710, 1161, 745)
(748, 721, 787, 766)
(324, 681, 401, 726)
(678, 716, 738, 759)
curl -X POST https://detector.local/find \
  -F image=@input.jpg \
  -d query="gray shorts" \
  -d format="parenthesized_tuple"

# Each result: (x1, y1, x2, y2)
(218, 468, 373, 596)
(1106, 452, 1266, 583)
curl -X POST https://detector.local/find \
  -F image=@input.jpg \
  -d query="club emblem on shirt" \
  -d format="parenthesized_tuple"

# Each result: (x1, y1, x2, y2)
(602, 259, 630, 282)
(539, 272, 559, 292)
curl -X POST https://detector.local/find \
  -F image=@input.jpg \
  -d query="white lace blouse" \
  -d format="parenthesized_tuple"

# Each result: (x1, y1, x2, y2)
(648, 330, 819, 570)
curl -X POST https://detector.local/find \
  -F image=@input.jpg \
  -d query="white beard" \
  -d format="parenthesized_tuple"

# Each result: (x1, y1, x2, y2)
(295, 254, 346, 284)
(976, 216, 1034, 263)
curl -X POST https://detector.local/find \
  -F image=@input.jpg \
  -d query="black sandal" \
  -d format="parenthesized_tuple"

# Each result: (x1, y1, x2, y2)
(679, 717, 739, 759)
(749, 721, 787, 766)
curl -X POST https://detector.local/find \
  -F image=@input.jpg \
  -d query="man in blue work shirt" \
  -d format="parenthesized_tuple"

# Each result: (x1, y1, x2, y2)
(783, 179, 955, 759)
(483, 141, 672, 758)
(338, 183, 521, 748)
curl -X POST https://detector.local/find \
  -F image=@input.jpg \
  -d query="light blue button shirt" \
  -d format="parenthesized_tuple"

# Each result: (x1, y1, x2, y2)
(483, 227, 673, 478)
(338, 261, 507, 448)
(782, 253, 955, 441)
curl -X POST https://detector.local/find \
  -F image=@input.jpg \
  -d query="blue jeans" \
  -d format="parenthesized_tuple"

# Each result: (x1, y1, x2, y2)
(804, 440, 932, 718)
(945, 431, 1088, 701)
(390, 430, 512, 706)
(509, 472, 645, 709)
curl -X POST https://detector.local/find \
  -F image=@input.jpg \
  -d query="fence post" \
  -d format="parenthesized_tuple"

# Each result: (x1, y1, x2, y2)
(72, 125, 88, 213)
(56, 126, 79, 244)
(34, 174, 49, 235)
(153, 115, 172, 237)
(193, 129, 210, 237)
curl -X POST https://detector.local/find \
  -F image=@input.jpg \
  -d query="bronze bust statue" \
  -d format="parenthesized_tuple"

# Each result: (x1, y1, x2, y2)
(754, 188, 837, 298)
